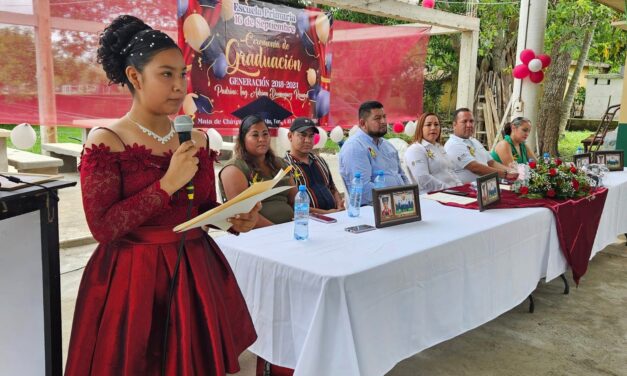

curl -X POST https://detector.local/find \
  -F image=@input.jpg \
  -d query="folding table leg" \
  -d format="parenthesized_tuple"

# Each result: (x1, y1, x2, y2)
(560, 274, 569, 295)
(528, 294, 535, 313)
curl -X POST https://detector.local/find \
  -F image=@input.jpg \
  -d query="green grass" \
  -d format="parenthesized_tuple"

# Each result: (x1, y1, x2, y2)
(558, 131, 590, 162)
(0, 125, 82, 154)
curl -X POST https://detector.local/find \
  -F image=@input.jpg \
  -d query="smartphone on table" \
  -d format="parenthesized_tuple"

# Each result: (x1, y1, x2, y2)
(441, 189, 469, 197)
(310, 212, 338, 223)
(345, 224, 376, 234)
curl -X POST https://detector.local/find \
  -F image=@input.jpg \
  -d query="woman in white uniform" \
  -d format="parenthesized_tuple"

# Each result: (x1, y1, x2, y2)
(404, 113, 461, 193)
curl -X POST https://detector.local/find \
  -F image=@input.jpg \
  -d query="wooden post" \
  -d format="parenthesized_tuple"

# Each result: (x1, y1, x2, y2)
(456, 30, 479, 111)
(33, 0, 57, 144)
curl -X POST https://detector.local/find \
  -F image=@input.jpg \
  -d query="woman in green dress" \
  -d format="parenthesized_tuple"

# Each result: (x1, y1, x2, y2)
(491, 117, 537, 166)
(219, 115, 297, 228)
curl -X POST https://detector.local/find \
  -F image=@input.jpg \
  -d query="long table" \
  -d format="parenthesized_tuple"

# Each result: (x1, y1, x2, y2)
(216, 170, 627, 376)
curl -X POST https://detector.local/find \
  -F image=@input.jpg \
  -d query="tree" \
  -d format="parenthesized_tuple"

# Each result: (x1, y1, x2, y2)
(537, 0, 620, 155)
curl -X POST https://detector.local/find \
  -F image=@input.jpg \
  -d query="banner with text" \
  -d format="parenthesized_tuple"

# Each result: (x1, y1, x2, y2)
(179, 0, 332, 133)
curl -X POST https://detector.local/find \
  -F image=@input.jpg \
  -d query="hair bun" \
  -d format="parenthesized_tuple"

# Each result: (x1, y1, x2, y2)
(97, 15, 151, 85)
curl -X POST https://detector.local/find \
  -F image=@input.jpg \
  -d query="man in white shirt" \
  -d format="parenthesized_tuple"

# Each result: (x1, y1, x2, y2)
(444, 108, 518, 183)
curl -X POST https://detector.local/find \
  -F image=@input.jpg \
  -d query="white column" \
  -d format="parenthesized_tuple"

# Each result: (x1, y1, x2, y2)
(511, 0, 548, 152)
(33, 0, 57, 144)
(456, 29, 480, 110)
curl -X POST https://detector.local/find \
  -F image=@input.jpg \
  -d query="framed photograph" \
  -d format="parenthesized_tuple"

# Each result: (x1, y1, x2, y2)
(593, 150, 624, 171)
(476, 172, 500, 212)
(572, 153, 592, 169)
(373, 184, 421, 228)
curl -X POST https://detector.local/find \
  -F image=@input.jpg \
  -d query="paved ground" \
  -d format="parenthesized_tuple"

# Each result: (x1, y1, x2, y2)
(58, 155, 627, 375)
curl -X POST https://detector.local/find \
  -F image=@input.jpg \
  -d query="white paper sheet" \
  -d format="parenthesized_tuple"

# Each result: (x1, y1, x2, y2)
(423, 192, 477, 205)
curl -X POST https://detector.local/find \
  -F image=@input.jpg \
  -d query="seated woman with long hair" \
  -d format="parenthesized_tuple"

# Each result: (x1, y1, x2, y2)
(491, 117, 537, 165)
(404, 113, 461, 192)
(219, 115, 297, 228)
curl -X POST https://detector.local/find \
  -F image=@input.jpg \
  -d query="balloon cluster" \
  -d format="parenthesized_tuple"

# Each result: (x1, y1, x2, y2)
(512, 49, 552, 84)
(298, 10, 332, 119)
(181, 3, 236, 115)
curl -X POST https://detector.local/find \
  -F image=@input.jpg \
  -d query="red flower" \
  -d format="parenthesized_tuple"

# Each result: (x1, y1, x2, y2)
(549, 168, 557, 176)
(555, 158, 562, 166)
(529, 161, 537, 169)
(520, 186, 529, 195)
(547, 189, 556, 198)
(572, 179, 579, 190)
(570, 166, 577, 174)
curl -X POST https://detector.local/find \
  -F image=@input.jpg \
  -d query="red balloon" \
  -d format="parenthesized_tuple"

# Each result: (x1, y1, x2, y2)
(513, 64, 530, 79)
(520, 49, 536, 65)
(529, 71, 544, 83)
(538, 54, 552, 68)
(313, 133, 321, 145)
(422, 0, 435, 8)
(393, 122, 404, 133)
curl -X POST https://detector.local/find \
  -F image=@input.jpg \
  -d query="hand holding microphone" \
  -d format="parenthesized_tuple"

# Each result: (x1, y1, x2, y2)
(159, 115, 199, 196)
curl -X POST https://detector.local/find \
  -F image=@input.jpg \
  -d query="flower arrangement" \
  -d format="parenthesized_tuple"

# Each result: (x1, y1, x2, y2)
(514, 157, 592, 199)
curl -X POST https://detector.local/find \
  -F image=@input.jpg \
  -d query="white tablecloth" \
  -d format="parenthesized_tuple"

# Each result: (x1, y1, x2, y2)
(217, 169, 627, 376)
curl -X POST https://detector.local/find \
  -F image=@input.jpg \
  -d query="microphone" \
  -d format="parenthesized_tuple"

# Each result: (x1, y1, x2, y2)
(173, 115, 195, 200)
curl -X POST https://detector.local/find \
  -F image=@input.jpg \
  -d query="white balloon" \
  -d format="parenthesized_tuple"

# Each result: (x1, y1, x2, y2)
(207, 128, 223, 152)
(278, 127, 291, 150)
(404, 121, 417, 137)
(329, 125, 344, 143)
(348, 125, 360, 137)
(10, 123, 37, 150)
(313, 127, 328, 149)
(528, 58, 543, 73)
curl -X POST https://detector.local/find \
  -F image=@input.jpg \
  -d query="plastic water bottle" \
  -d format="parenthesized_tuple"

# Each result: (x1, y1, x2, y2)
(576, 146, 583, 155)
(348, 172, 363, 217)
(374, 170, 385, 189)
(543, 152, 550, 164)
(294, 185, 310, 241)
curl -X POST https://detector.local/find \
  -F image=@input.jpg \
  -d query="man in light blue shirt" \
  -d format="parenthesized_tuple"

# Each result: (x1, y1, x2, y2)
(339, 100, 409, 205)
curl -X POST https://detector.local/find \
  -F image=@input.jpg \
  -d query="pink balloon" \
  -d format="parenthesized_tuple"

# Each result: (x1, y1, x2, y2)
(520, 49, 536, 65)
(538, 54, 551, 68)
(422, 0, 435, 8)
(513, 64, 530, 79)
(393, 122, 404, 133)
(529, 71, 544, 83)
(313, 133, 321, 145)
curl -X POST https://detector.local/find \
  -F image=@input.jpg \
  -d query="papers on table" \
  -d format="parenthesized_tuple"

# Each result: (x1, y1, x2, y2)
(174, 166, 293, 232)
(423, 192, 477, 205)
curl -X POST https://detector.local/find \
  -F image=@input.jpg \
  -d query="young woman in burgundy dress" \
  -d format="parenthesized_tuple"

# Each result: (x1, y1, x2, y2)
(65, 15, 258, 375)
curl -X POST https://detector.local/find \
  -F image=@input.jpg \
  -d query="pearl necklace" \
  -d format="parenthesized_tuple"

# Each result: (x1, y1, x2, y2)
(127, 114, 175, 145)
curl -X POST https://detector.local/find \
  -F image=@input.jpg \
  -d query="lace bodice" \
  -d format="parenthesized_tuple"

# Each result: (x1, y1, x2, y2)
(80, 143, 219, 243)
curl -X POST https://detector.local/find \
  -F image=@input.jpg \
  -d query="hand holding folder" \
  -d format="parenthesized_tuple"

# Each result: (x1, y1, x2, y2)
(174, 166, 293, 232)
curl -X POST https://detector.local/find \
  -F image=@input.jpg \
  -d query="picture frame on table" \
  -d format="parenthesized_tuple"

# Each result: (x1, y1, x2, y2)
(572, 153, 592, 169)
(372, 184, 421, 228)
(593, 150, 624, 171)
(477, 172, 500, 212)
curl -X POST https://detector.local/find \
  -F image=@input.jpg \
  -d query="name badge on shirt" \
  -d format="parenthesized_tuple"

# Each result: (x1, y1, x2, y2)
(467, 145, 476, 157)
(368, 147, 377, 158)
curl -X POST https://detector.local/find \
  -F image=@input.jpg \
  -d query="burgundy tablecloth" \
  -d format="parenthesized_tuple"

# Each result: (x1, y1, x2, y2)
(437, 185, 608, 284)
